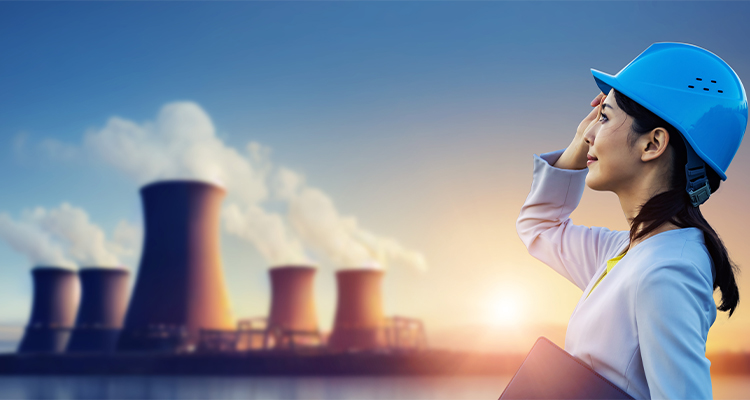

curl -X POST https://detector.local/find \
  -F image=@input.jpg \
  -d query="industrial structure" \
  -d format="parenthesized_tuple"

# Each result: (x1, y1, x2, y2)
(264, 266, 322, 349)
(197, 266, 323, 353)
(66, 268, 130, 353)
(327, 269, 387, 352)
(17, 267, 80, 353)
(383, 316, 428, 351)
(11, 179, 427, 363)
(117, 180, 235, 352)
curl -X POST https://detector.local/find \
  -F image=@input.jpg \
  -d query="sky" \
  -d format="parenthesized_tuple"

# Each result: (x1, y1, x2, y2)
(2, 1, 750, 354)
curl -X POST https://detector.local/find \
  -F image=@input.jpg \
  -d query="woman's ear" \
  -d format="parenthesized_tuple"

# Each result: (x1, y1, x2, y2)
(640, 127, 670, 163)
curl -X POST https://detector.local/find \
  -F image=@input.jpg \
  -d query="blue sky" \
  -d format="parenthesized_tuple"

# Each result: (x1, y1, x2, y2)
(2, 1, 750, 352)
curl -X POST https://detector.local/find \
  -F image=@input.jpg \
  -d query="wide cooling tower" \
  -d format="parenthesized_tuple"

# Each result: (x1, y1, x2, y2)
(66, 268, 130, 353)
(18, 267, 80, 353)
(117, 180, 234, 352)
(265, 266, 320, 349)
(327, 269, 387, 352)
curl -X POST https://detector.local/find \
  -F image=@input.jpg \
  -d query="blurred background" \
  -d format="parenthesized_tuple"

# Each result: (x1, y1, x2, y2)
(1, 1, 750, 399)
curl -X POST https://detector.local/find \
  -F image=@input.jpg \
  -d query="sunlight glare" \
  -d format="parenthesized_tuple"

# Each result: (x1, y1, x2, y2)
(489, 290, 524, 327)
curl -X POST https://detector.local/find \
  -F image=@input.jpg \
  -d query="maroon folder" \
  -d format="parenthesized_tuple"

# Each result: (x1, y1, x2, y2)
(499, 337, 634, 399)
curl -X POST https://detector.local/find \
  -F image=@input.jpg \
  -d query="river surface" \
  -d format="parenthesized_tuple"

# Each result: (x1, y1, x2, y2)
(0, 375, 748, 399)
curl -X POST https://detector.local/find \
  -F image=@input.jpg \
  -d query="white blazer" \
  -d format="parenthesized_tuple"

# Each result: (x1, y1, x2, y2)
(516, 149, 717, 400)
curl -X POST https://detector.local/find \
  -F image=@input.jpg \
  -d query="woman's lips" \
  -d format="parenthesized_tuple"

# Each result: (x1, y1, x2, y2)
(587, 154, 598, 166)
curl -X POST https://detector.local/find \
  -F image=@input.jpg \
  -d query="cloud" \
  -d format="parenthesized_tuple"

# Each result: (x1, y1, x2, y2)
(0, 212, 75, 268)
(82, 101, 299, 267)
(0, 204, 139, 269)
(275, 167, 305, 201)
(277, 168, 427, 271)
(108, 220, 142, 260)
(222, 203, 308, 265)
(80, 101, 427, 271)
(83, 102, 268, 205)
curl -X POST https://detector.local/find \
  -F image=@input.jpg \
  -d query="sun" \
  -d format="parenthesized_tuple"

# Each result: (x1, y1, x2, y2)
(489, 291, 524, 327)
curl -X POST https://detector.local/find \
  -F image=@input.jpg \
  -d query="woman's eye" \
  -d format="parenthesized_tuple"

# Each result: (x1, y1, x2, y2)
(599, 113, 608, 122)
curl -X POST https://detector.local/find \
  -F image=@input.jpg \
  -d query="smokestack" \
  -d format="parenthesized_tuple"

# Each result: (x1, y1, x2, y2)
(117, 180, 234, 351)
(66, 267, 130, 353)
(17, 267, 80, 353)
(267, 266, 318, 337)
(327, 269, 386, 352)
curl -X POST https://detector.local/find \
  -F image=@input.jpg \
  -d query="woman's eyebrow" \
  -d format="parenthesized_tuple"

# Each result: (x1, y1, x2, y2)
(601, 102, 613, 111)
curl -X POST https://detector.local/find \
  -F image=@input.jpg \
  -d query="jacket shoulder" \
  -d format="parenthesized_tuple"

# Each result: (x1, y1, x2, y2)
(631, 228, 713, 286)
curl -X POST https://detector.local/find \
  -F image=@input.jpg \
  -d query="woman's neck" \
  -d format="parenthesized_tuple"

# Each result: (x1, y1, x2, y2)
(616, 171, 680, 252)
(616, 170, 671, 221)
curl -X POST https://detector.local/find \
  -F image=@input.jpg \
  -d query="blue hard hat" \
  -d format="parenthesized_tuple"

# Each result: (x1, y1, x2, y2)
(591, 42, 748, 183)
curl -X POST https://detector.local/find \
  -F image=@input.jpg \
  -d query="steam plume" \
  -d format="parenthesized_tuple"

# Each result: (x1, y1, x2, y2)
(79, 101, 427, 270)
(0, 204, 138, 268)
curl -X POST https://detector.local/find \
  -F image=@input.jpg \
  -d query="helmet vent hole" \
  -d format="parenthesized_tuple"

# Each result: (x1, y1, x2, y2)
(718, 90, 724, 93)
(688, 85, 695, 88)
(711, 80, 717, 83)
(696, 78, 703, 81)
(704, 88, 710, 91)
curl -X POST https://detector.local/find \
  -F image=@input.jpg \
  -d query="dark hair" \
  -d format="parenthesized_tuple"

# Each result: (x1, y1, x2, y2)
(613, 88, 740, 316)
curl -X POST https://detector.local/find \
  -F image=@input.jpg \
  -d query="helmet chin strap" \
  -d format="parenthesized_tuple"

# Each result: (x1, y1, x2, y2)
(681, 135, 711, 207)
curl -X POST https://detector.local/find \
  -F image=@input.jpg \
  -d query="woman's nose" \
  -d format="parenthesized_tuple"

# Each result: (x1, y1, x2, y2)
(583, 105, 602, 145)
(584, 125, 596, 145)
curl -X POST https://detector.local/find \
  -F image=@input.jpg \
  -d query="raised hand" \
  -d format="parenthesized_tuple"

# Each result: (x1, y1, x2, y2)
(553, 92, 607, 170)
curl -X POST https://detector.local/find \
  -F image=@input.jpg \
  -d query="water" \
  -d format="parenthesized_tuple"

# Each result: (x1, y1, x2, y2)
(0, 375, 747, 399)
(0, 376, 507, 400)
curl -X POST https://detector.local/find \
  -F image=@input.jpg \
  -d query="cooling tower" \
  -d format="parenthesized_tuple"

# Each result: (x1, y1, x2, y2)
(66, 267, 130, 352)
(268, 266, 319, 332)
(18, 267, 81, 353)
(327, 269, 387, 352)
(117, 180, 234, 352)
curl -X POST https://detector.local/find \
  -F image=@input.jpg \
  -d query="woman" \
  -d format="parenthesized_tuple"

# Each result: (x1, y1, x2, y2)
(516, 42, 747, 399)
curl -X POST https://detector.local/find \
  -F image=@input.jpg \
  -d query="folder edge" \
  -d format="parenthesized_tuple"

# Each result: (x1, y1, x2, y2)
(498, 336, 634, 399)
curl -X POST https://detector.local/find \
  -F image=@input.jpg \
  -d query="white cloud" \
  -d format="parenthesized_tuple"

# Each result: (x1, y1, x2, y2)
(0, 212, 75, 268)
(78, 101, 427, 271)
(84, 102, 268, 205)
(284, 181, 427, 271)
(246, 141, 273, 179)
(0, 204, 138, 269)
(275, 167, 305, 201)
(82, 101, 300, 267)
(222, 203, 308, 265)
(29, 203, 120, 267)
(107, 219, 143, 261)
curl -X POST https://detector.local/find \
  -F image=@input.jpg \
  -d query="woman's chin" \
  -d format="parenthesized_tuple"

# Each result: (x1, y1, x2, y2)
(585, 175, 606, 191)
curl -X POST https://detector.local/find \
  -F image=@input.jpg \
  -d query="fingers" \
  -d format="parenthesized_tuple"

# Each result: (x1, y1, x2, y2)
(590, 92, 606, 107)
(584, 98, 605, 124)
(587, 102, 601, 120)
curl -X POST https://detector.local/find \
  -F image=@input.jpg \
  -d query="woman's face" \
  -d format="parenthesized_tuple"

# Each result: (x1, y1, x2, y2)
(584, 89, 642, 192)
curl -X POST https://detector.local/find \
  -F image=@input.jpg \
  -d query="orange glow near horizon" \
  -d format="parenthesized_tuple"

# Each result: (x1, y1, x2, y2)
(487, 289, 525, 328)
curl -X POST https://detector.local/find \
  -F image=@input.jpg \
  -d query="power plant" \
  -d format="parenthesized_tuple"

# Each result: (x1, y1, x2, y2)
(66, 268, 130, 353)
(328, 269, 387, 352)
(117, 180, 234, 352)
(4, 179, 443, 375)
(264, 266, 321, 349)
(17, 267, 80, 353)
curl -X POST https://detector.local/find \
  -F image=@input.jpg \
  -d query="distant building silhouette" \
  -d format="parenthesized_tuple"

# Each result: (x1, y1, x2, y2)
(264, 266, 322, 349)
(328, 269, 387, 352)
(18, 267, 80, 353)
(67, 267, 130, 353)
(117, 180, 234, 352)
